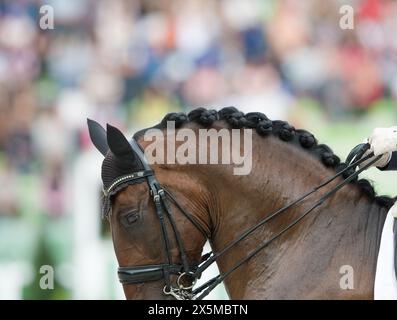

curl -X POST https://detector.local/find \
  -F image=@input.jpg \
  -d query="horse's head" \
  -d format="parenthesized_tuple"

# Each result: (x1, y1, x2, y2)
(87, 119, 209, 299)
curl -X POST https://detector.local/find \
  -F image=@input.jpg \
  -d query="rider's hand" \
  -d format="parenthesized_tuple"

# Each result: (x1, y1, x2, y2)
(358, 127, 397, 170)
(368, 127, 397, 156)
(358, 148, 391, 169)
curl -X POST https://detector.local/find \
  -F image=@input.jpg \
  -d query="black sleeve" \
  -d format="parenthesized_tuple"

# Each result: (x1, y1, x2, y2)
(379, 151, 397, 171)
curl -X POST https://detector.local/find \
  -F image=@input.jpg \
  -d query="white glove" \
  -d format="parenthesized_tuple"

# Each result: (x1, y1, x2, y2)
(358, 127, 397, 169)
(358, 148, 391, 169)
(368, 127, 397, 156)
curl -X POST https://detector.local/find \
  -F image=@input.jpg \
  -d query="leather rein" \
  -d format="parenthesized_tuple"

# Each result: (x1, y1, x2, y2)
(103, 141, 380, 300)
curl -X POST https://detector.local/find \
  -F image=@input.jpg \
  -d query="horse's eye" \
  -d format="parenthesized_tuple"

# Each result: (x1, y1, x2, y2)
(121, 210, 139, 227)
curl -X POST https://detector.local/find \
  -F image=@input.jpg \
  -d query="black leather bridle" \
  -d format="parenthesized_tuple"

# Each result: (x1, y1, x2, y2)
(103, 138, 206, 299)
(103, 141, 382, 300)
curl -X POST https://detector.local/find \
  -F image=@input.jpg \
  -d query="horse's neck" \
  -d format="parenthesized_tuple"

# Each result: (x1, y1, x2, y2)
(209, 137, 388, 299)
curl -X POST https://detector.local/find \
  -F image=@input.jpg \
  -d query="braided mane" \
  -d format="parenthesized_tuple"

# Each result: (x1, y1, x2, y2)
(135, 106, 395, 210)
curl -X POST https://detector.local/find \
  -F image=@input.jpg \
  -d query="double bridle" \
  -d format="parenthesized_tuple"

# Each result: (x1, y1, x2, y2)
(103, 140, 381, 300)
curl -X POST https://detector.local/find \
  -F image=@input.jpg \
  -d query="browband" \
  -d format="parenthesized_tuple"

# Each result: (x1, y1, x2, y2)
(103, 170, 153, 196)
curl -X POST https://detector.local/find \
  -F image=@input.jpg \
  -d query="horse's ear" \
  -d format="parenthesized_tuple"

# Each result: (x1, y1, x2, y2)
(87, 119, 109, 157)
(106, 124, 136, 163)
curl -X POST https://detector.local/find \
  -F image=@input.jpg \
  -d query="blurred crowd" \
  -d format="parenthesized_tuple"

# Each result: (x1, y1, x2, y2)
(0, 0, 397, 218)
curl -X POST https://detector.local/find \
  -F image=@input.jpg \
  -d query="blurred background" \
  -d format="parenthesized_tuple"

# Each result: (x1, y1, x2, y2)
(0, 0, 396, 299)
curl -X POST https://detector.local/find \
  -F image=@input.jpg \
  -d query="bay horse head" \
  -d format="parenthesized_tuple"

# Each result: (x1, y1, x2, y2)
(88, 107, 395, 300)
(88, 118, 209, 299)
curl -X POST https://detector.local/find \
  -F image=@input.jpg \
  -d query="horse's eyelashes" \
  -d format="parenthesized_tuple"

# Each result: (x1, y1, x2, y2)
(121, 210, 140, 227)
(127, 213, 139, 224)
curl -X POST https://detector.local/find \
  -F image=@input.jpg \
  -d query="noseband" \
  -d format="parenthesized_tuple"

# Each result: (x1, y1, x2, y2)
(103, 141, 381, 300)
